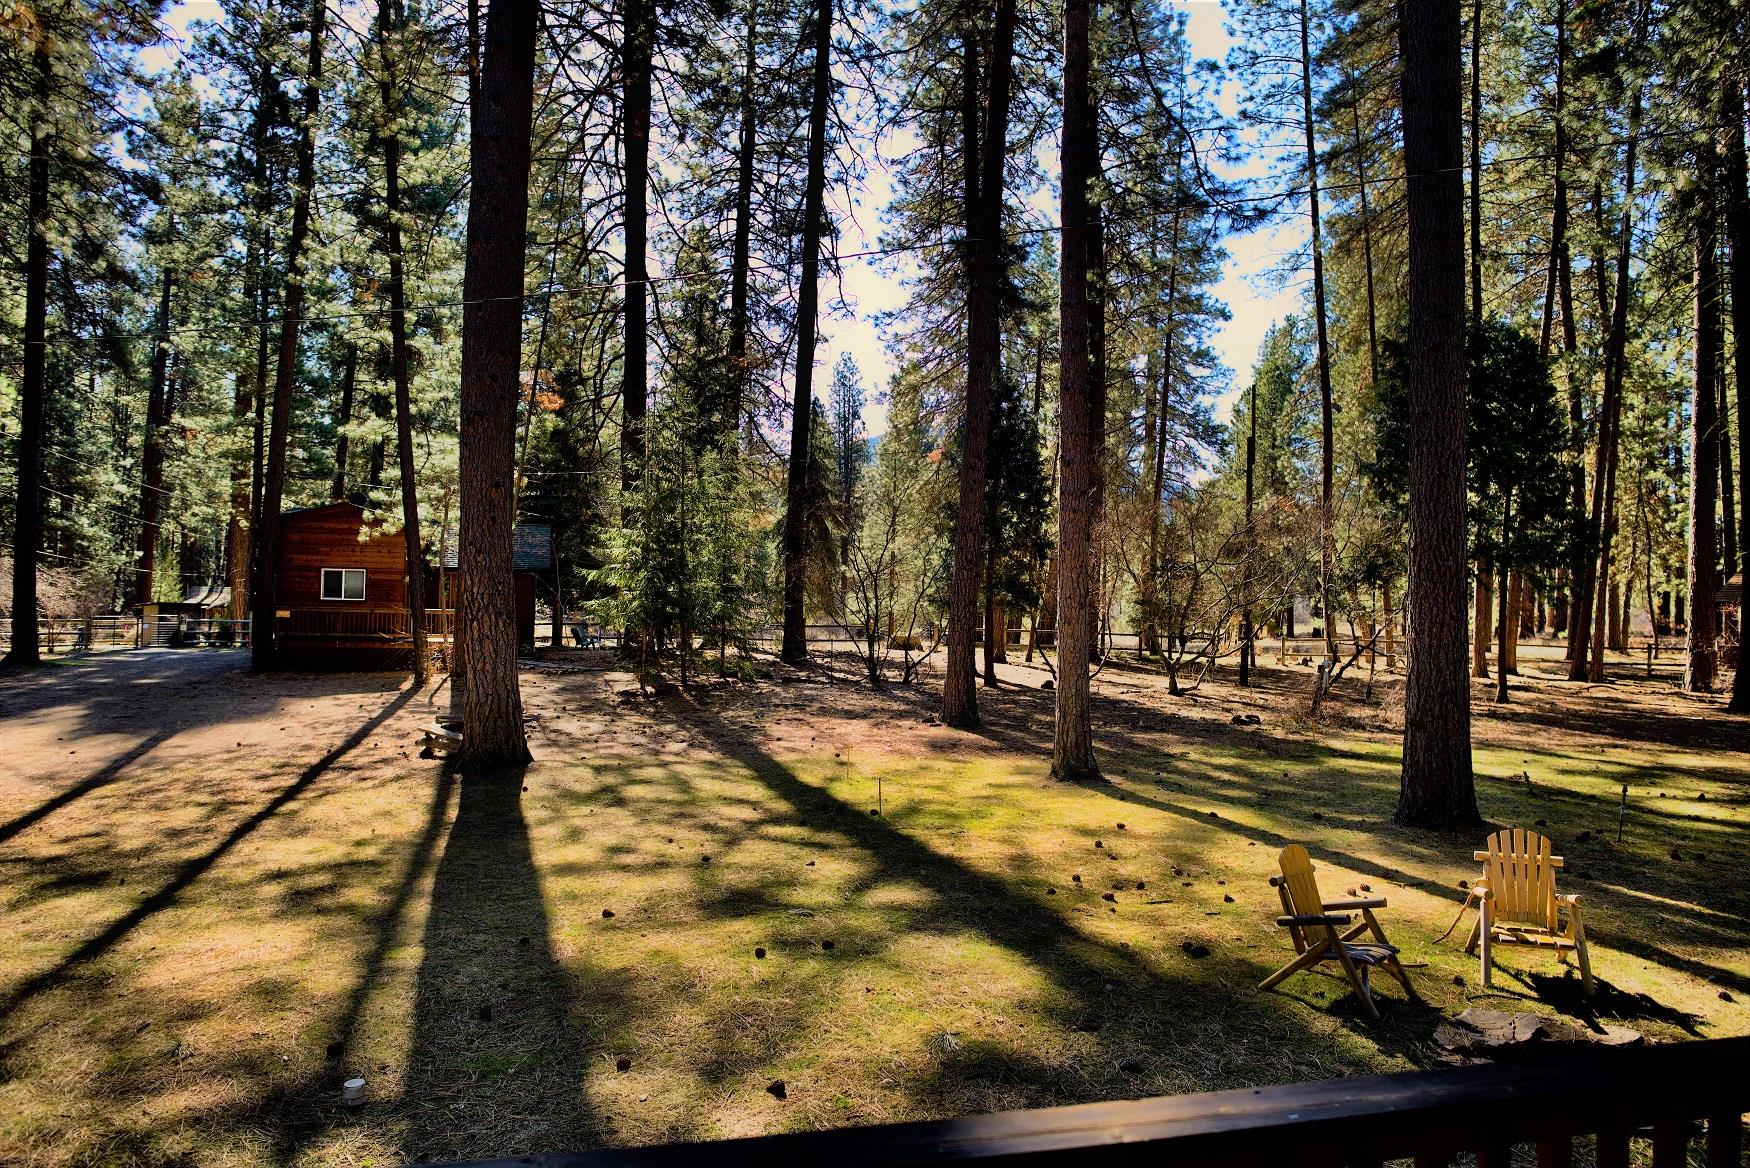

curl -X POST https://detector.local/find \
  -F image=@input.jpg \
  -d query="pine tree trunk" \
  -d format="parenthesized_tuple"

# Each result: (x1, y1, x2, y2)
(1299, 0, 1338, 664)
(1494, 498, 1511, 703)
(1686, 169, 1722, 693)
(455, 0, 537, 769)
(227, 73, 273, 626)
(1724, 79, 1750, 712)
(379, 0, 429, 685)
(1504, 570, 1522, 672)
(1571, 86, 1641, 682)
(1347, 80, 1380, 383)
(621, 0, 652, 506)
(1239, 378, 1257, 686)
(1472, 566, 1491, 678)
(1395, 0, 1478, 829)
(2, 46, 50, 670)
(779, 0, 832, 665)
(330, 343, 357, 500)
(134, 269, 175, 607)
(944, 21, 989, 724)
(250, 0, 328, 671)
(1051, 0, 1099, 783)
(726, 2, 760, 428)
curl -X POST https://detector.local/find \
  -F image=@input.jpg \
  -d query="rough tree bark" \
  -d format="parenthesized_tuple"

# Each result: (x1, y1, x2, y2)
(249, 0, 327, 671)
(1395, 0, 1479, 828)
(329, 343, 357, 500)
(1571, 83, 1641, 682)
(1299, 0, 1338, 663)
(1686, 167, 1721, 693)
(779, 0, 833, 664)
(379, 0, 430, 685)
(1725, 80, 1750, 713)
(726, 0, 760, 427)
(455, 0, 538, 770)
(1051, 0, 1100, 783)
(2, 46, 50, 670)
(621, 0, 652, 505)
(944, 0, 1016, 725)
(133, 268, 175, 607)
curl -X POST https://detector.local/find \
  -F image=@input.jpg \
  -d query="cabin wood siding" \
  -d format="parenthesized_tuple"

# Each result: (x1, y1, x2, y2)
(277, 504, 411, 614)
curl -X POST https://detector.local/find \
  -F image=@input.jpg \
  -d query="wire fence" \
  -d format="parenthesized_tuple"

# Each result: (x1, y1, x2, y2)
(0, 616, 251, 655)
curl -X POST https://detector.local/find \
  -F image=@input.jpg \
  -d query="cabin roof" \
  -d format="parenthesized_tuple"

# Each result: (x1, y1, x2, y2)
(1721, 574, 1743, 608)
(439, 523, 553, 572)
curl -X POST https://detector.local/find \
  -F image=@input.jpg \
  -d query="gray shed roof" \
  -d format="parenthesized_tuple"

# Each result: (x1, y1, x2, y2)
(440, 523, 553, 571)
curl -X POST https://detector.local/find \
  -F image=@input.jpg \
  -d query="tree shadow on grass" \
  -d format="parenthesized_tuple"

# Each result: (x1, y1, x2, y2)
(0, 729, 174, 845)
(660, 694, 1444, 1114)
(399, 772, 604, 1164)
(0, 685, 416, 1025)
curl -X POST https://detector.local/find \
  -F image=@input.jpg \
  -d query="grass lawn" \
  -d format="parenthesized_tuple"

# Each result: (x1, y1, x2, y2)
(0, 646, 1745, 1166)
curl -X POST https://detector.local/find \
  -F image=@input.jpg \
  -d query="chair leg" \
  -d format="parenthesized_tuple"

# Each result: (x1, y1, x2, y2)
(1259, 944, 1328, 992)
(1463, 914, 1482, 956)
(1386, 956, 1419, 1000)
(1335, 944, 1380, 1020)
(1570, 905, 1593, 996)
(1478, 895, 1494, 989)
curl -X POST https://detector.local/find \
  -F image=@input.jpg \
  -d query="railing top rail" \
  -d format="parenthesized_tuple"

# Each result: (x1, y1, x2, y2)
(436, 1036, 1749, 1168)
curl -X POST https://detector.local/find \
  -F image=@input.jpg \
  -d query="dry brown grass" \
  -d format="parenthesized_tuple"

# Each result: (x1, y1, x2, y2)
(0, 645, 1744, 1166)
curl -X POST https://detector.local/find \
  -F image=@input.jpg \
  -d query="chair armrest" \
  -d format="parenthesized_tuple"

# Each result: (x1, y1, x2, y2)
(1556, 893, 1582, 907)
(1277, 913, 1352, 928)
(1322, 898, 1386, 911)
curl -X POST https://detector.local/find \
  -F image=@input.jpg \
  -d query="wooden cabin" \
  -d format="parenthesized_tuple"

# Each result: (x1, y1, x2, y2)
(268, 501, 552, 669)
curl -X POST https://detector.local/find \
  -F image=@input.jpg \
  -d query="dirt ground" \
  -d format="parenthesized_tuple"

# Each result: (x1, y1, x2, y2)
(0, 643, 1745, 1166)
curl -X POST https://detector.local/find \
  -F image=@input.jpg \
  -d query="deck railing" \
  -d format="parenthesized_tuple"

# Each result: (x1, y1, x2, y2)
(438, 1035, 1747, 1167)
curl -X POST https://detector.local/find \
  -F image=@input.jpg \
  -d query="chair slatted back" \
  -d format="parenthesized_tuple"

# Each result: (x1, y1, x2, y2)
(1482, 828, 1559, 931)
(1277, 845, 1339, 951)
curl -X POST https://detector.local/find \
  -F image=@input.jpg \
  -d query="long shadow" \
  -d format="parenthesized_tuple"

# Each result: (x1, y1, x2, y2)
(0, 686, 415, 1022)
(664, 696, 1443, 1101)
(400, 774, 603, 1164)
(0, 730, 174, 845)
(265, 766, 459, 1160)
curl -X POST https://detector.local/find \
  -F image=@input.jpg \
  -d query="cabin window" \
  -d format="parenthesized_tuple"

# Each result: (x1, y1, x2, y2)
(320, 568, 367, 601)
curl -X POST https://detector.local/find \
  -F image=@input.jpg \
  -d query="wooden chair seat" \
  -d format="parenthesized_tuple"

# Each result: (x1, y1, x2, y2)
(1311, 941, 1400, 965)
(1259, 844, 1419, 1019)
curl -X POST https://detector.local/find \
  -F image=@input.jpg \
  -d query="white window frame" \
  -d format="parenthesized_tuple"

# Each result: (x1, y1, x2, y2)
(320, 567, 368, 602)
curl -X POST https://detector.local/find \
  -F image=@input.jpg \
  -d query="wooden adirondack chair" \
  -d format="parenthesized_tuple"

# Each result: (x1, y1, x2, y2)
(1259, 844, 1418, 1019)
(1466, 828, 1593, 995)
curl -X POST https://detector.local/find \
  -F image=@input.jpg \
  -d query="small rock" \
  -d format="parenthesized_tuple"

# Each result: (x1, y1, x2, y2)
(1457, 879, 1469, 890)
(1697, 792, 1707, 801)
(701, 855, 711, 864)
(1117, 1058, 1142, 1074)
(1116, 822, 1126, 830)
(616, 1057, 632, 1072)
(1359, 884, 1370, 892)
(766, 1079, 788, 1100)
(806, 860, 815, 867)
(1207, 810, 1219, 818)
(869, 808, 881, 816)
(1670, 849, 1682, 862)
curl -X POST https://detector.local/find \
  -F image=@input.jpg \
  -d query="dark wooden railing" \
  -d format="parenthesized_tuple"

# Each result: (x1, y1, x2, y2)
(440, 1036, 1747, 1167)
